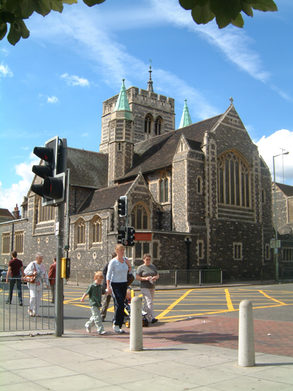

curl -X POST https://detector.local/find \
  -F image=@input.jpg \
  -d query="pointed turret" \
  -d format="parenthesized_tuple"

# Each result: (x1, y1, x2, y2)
(115, 79, 132, 119)
(147, 65, 154, 92)
(179, 99, 192, 128)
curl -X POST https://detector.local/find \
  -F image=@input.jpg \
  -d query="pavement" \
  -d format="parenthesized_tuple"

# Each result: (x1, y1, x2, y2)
(1, 313, 293, 391)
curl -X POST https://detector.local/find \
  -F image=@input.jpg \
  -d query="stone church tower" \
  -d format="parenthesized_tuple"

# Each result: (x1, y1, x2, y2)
(99, 68, 175, 185)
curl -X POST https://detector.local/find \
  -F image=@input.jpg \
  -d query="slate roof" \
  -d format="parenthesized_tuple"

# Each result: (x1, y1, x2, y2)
(122, 115, 221, 179)
(67, 148, 108, 189)
(77, 181, 134, 214)
(0, 208, 14, 222)
(276, 183, 293, 197)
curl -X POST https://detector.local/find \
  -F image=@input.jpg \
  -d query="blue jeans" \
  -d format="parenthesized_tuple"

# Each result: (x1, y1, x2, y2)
(7, 277, 22, 304)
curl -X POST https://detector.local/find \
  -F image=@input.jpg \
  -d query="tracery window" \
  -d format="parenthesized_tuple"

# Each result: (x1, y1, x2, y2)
(91, 216, 102, 244)
(154, 116, 162, 135)
(218, 151, 251, 208)
(159, 177, 169, 203)
(144, 114, 153, 135)
(76, 219, 85, 245)
(131, 203, 150, 230)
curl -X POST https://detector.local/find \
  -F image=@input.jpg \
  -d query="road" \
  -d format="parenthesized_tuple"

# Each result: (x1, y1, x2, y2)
(63, 283, 293, 330)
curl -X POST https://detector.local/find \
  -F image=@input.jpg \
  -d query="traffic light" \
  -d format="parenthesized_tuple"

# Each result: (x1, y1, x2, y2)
(118, 195, 127, 217)
(127, 226, 135, 246)
(117, 226, 127, 245)
(31, 137, 67, 206)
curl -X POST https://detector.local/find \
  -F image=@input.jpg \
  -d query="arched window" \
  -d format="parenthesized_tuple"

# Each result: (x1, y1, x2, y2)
(218, 151, 251, 208)
(76, 219, 85, 244)
(159, 177, 169, 203)
(154, 116, 162, 135)
(91, 216, 102, 244)
(144, 114, 153, 135)
(131, 203, 150, 230)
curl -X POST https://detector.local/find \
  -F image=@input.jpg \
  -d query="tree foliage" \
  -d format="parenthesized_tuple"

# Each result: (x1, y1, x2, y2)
(0, 0, 278, 46)
(179, 0, 278, 29)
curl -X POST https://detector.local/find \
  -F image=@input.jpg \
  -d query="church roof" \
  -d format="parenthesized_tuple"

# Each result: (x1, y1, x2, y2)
(67, 148, 108, 189)
(76, 182, 133, 214)
(275, 183, 293, 197)
(121, 114, 221, 179)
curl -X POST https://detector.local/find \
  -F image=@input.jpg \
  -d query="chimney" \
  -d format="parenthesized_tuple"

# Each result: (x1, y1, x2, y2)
(13, 204, 20, 219)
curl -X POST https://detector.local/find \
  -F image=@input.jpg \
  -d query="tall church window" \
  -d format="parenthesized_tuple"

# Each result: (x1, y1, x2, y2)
(91, 216, 102, 244)
(76, 219, 85, 244)
(2, 233, 10, 254)
(196, 176, 203, 195)
(131, 203, 150, 230)
(14, 231, 24, 254)
(218, 151, 251, 208)
(37, 198, 54, 223)
(159, 177, 169, 203)
(144, 114, 153, 135)
(154, 116, 162, 135)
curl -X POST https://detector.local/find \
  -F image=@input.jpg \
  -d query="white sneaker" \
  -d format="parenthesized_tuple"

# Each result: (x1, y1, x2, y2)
(113, 324, 120, 333)
(85, 325, 91, 333)
(99, 330, 107, 335)
(119, 328, 125, 334)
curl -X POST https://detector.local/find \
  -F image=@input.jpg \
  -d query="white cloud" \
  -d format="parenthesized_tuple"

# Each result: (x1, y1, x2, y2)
(47, 96, 59, 104)
(61, 72, 90, 87)
(256, 129, 293, 185)
(0, 154, 38, 213)
(0, 63, 13, 78)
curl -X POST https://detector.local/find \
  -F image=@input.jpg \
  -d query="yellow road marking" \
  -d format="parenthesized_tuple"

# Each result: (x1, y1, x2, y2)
(225, 289, 235, 311)
(157, 289, 193, 319)
(258, 290, 286, 305)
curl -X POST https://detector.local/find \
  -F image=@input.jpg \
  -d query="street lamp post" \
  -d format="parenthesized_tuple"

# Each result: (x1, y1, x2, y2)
(272, 151, 289, 282)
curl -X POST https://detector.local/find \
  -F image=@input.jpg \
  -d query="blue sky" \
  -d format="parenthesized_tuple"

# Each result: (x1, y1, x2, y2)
(0, 0, 292, 212)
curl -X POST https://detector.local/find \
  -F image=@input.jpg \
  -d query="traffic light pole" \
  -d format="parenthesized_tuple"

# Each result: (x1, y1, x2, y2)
(55, 202, 64, 337)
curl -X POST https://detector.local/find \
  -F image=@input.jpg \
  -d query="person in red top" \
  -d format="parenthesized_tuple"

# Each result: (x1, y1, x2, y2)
(48, 258, 56, 303)
(6, 250, 24, 305)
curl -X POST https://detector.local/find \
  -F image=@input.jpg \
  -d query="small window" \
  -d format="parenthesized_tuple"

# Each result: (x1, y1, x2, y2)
(131, 203, 150, 230)
(197, 240, 204, 260)
(233, 242, 243, 260)
(144, 114, 153, 134)
(265, 243, 270, 260)
(37, 198, 54, 223)
(2, 233, 10, 254)
(196, 176, 203, 195)
(159, 177, 169, 203)
(262, 189, 266, 204)
(91, 217, 102, 244)
(76, 219, 85, 245)
(154, 116, 162, 135)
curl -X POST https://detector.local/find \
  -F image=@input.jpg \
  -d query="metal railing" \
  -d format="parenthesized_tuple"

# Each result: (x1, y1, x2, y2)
(0, 279, 54, 332)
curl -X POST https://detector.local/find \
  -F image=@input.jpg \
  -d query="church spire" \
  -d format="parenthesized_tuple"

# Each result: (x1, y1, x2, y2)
(147, 65, 154, 92)
(179, 99, 192, 128)
(115, 79, 132, 119)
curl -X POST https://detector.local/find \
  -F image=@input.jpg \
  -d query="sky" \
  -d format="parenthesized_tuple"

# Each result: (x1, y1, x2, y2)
(0, 0, 293, 213)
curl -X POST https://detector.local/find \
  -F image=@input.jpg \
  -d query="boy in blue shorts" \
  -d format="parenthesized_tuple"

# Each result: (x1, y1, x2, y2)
(81, 271, 106, 335)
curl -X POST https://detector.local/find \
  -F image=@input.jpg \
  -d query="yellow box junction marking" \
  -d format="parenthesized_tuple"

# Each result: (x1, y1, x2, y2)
(157, 289, 193, 320)
(225, 288, 235, 311)
(258, 290, 286, 305)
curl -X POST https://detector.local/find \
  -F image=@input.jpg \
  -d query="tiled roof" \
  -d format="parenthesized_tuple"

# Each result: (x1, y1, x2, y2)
(67, 148, 108, 189)
(276, 183, 293, 197)
(122, 115, 221, 179)
(76, 182, 134, 214)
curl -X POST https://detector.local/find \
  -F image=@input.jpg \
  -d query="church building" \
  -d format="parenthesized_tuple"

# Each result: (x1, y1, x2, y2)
(0, 71, 274, 281)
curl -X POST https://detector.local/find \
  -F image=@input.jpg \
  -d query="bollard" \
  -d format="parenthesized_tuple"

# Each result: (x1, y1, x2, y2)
(130, 295, 143, 351)
(238, 300, 255, 367)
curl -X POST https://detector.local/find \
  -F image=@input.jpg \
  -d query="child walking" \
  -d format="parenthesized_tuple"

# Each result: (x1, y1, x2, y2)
(81, 271, 106, 335)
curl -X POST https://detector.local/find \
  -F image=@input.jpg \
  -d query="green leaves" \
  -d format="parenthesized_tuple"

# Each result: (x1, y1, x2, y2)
(0, 0, 105, 45)
(0, 0, 278, 45)
(179, 0, 278, 29)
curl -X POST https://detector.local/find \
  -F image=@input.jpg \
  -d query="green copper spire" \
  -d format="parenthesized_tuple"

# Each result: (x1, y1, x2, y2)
(114, 79, 132, 119)
(179, 99, 192, 128)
